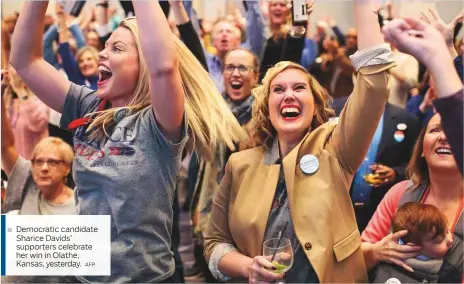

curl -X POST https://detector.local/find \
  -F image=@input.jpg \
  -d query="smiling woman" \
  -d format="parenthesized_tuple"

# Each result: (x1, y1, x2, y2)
(361, 113, 463, 281)
(204, 0, 396, 282)
(76, 46, 99, 77)
(58, 36, 100, 90)
(251, 61, 333, 155)
(9, 0, 245, 282)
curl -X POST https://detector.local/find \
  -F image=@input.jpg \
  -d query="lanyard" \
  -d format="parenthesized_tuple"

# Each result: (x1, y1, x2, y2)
(67, 100, 108, 131)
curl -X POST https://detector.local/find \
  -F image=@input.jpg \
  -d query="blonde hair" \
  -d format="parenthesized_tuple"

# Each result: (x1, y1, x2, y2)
(87, 17, 246, 160)
(249, 61, 335, 148)
(268, 0, 291, 39)
(75, 46, 99, 65)
(32, 137, 74, 166)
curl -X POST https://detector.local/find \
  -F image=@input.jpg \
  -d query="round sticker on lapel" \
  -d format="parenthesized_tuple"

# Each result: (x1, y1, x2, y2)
(385, 278, 401, 284)
(300, 154, 319, 175)
(397, 123, 407, 131)
(394, 130, 405, 143)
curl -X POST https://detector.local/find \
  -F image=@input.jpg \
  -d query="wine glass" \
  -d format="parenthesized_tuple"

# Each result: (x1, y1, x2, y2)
(363, 163, 379, 186)
(262, 237, 294, 283)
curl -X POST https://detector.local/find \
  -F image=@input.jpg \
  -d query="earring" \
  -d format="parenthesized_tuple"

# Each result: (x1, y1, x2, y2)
(421, 153, 425, 157)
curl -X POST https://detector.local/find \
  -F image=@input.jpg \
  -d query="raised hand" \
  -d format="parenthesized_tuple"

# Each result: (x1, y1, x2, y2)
(290, 0, 314, 36)
(420, 8, 463, 47)
(382, 18, 446, 64)
(419, 79, 437, 113)
(306, 0, 315, 18)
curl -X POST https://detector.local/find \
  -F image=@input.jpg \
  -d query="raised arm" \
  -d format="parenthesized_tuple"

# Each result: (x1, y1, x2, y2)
(355, 0, 385, 50)
(327, 17, 346, 47)
(181, 0, 201, 34)
(69, 22, 87, 49)
(383, 18, 464, 174)
(132, 1, 184, 142)
(169, 1, 208, 71)
(42, 24, 60, 68)
(281, 1, 314, 64)
(420, 9, 463, 59)
(10, 2, 71, 113)
(1, 71, 19, 175)
(243, 1, 266, 60)
(95, 1, 112, 49)
(300, 37, 319, 69)
(329, 0, 395, 174)
(57, 42, 82, 85)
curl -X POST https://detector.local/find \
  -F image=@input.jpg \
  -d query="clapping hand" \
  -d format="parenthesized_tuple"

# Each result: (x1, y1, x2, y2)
(382, 18, 447, 65)
(420, 8, 463, 47)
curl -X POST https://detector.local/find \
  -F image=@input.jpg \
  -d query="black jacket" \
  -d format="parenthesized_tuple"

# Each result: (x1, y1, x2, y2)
(342, 102, 420, 231)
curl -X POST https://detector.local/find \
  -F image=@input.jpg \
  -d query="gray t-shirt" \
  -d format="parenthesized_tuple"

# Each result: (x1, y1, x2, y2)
(60, 83, 188, 283)
(4, 157, 76, 215)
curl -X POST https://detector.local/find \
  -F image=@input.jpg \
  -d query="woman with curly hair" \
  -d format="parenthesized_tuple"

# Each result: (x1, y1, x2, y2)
(203, 0, 396, 282)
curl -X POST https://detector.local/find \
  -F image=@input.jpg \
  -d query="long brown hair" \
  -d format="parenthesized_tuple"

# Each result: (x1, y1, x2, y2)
(407, 120, 430, 185)
(249, 61, 335, 148)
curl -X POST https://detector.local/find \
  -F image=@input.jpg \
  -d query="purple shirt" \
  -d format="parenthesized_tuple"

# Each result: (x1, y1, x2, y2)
(433, 89, 463, 175)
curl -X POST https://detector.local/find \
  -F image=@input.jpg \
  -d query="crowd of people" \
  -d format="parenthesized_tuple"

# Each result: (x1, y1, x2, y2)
(1, 0, 463, 283)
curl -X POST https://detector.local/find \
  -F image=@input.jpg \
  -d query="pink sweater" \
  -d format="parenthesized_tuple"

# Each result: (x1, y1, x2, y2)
(361, 180, 409, 243)
(362, 180, 464, 282)
(9, 97, 50, 160)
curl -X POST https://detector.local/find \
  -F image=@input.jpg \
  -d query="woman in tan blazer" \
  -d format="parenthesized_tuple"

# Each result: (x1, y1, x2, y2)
(204, 0, 396, 282)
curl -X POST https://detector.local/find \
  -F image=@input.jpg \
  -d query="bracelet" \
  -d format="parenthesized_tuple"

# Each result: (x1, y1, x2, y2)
(289, 27, 306, 38)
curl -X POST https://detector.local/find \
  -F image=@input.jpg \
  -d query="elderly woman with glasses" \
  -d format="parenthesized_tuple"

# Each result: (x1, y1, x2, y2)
(2, 72, 75, 215)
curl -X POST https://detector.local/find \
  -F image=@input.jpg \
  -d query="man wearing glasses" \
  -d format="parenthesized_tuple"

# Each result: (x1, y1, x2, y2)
(189, 48, 259, 282)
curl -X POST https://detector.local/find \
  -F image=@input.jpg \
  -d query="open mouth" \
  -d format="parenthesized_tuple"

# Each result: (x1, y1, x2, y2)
(98, 65, 113, 85)
(281, 106, 301, 119)
(435, 147, 452, 155)
(272, 12, 283, 19)
(230, 81, 243, 90)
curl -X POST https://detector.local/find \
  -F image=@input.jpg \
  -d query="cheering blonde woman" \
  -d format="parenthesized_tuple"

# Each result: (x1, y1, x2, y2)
(10, 0, 245, 282)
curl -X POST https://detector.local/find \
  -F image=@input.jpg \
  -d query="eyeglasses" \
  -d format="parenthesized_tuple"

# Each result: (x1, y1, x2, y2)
(32, 159, 65, 168)
(224, 64, 254, 75)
